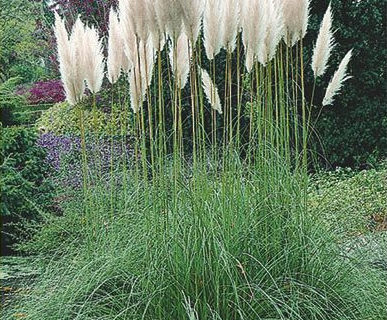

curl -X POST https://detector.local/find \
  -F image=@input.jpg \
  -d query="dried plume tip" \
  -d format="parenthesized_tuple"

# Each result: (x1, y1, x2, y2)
(178, 0, 205, 43)
(119, 0, 137, 70)
(222, 0, 240, 53)
(203, 0, 223, 60)
(146, 0, 165, 50)
(260, 0, 284, 65)
(129, 40, 156, 113)
(169, 33, 191, 89)
(201, 68, 222, 114)
(54, 13, 85, 105)
(107, 8, 124, 84)
(83, 26, 105, 94)
(311, 3, 335, 78)
(155, 0, 184, 40)
(125, 0, 149, 41)
(322, 49, 353, 106)
(241, 0, 267, 71)
(281, 0, 310, 46)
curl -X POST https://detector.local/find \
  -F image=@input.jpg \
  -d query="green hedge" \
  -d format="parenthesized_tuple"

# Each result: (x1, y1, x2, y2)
(1, 125, 54, 251)
(306, 0, 387, 168)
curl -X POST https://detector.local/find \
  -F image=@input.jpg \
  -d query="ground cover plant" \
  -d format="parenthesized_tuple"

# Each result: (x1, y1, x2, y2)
(2, 0, 386, 319)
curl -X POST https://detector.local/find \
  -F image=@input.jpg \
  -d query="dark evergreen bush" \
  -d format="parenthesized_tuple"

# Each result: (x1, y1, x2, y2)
(0, 126, 54, 251)
(305, 0, 387, 168)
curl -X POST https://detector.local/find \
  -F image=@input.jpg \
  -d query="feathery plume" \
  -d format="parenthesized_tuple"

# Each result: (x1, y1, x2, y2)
(129, 69, 142, 113)
(178, 0, 205, 43)
(203, 0, 223, 60)
(119, 0, 137, 70)
(311, 4, 335, 78)
(107, 8, 124, 84)
(241, 0, 267, 71)
(146, 0, 165, 50)
(54, 12, 78, 105)
(83, 26, 105, 94)
(322, 49, 353, 106)
(118, 21, 131, 73)
(169, 33, 191, 89)
(155, 0, 184, 40)
(260, 0, 284, 65)
(245, 48, 255, 73)
(129, 40, 156, 113)
(121, 0, 149, 42)
(201, 68, 222, 114)
(281, 0, 310, 46)
(67, 16, 86, 104)
(221, 0, 240, 53)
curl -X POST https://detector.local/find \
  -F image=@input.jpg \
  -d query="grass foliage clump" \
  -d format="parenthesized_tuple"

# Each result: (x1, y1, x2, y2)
(8, 155, 386, 320)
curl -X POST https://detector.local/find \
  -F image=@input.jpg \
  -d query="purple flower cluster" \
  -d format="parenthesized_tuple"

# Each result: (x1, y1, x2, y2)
(24, 79, 66, 105)
(37, 132, 133, 189)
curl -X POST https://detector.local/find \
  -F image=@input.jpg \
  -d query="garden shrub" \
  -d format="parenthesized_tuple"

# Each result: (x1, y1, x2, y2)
(0, 77, 29, 126)
(0, 125, 54, 251)
(0, 0, 49, 82)
(21, 79, 66, 105)
(36, 101, 134, 136)
(309, 165, 387, 236)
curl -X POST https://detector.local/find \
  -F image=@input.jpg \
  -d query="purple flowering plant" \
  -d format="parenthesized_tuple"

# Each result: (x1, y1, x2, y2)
(37, 132, 133, 189)
(21, 79, 66, 105)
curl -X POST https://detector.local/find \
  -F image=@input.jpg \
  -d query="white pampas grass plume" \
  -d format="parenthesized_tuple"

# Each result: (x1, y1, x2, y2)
(169, 33, 191, 88)
(129, 40, 156, 113)
(241, 0, 267, 70)
(178, 0, 205, 43)
(54, 12, 79, 105)
(107, 8, 124, 84)
(322, 49, 353, 106)
(67, 16, 86, 104)
(129, 69, 142, 113)
(83, 26, 105, 94)
(119, 0, 136, 70)
(146, 0, 165, 50)
(221, 0, 240, 53)
(281, 0, 310, 46)
(70, 17, 87, 100)
(260, 0, 284, 65)
(245, 48, 255, 73)
(203, 0, 223, 60)
(121, 0, 149, 41)
(311, 4, 335, 78)
(155, 0, 184, 40)
(201, 68, 222, 114)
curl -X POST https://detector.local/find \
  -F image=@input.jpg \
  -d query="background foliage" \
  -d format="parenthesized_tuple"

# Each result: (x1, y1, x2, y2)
(306, 0, 387, 168)
(0, 126, 54, 252)
(0, 0, 49, 83)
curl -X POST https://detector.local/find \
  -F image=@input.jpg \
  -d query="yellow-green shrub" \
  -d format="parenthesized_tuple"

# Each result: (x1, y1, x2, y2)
(36, 101, 133, 136)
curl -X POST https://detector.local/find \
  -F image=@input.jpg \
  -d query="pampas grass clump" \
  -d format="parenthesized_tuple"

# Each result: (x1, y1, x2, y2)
(13, 4, 384, 320)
